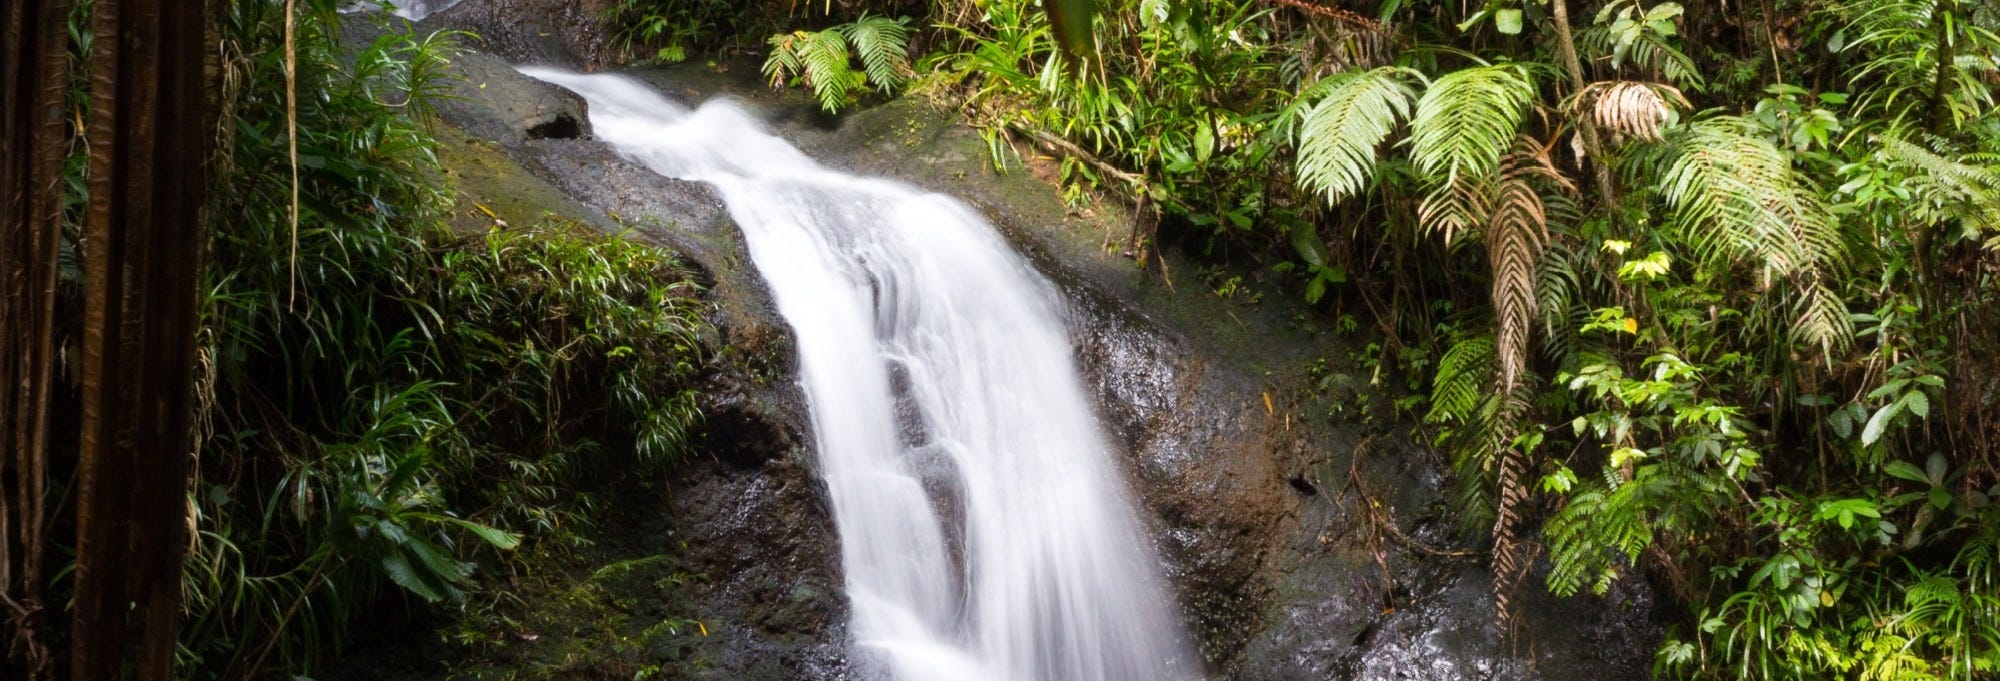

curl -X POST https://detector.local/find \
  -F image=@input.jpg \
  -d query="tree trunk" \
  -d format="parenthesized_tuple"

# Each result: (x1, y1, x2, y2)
(1, 0, 74, 676)
(1546, 0, 1621, 212)
(69, 0, 207, 679)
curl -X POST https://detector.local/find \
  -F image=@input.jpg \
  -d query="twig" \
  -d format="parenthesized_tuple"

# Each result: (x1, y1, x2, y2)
(1269, 0, 1383, 28)
(1343, 438, 1481, 559)
(1005, 122, 1143, 188)
(285, 0, 300, 310)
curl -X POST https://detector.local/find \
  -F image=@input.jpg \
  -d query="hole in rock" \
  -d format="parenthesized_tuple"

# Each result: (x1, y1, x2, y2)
(527, 114, 581, 140)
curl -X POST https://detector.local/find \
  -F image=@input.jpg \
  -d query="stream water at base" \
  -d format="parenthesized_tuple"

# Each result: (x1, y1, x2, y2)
(518, 68, 1198, 681)
(342, 0, 463, 21)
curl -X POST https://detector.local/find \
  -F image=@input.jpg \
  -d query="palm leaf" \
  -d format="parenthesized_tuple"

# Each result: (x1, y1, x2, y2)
(1410, 65, 1536, 184)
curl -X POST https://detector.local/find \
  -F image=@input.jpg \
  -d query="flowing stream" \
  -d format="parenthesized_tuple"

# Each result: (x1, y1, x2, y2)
(518, 69, 1198, 681)
(342, 0, 463, 21)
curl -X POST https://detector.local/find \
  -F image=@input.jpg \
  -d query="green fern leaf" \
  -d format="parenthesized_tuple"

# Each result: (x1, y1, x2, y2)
(1409, 65, 1536, 237)
(842, 15, 912, 95)
(1410, 65, 1536, 184)
(1293, 66, 1423, 204)
(800, 29, 855, 112)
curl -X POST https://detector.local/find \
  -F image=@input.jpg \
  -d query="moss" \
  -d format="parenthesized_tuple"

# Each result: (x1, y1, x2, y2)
(433, 527, 714, 680)
(432, 124, 608, 235)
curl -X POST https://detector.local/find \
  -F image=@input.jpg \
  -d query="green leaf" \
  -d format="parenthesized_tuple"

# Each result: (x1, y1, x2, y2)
(1902, 390, 1929, 418)
(445, 518, 524, 550)
(1290, 222, 1330, 268)
(1861, 403, 1896, 446)
(1815, 498, 1880, 530)
(1495, 8, 1523, 34)
(1456, 9, 1491, 33)
(1042, 0, 1098, 64)
(1929, 486, 1952, 510)
(1884, 459, 1929, 484)
(380, 552, 449, 603)
(1828, 408, 1854, 438)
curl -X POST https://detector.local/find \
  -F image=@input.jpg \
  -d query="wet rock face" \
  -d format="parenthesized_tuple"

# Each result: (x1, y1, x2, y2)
(419, 0, 617, 68)
(1053, 274, 1295, 664)
(667, 447, 853, 681)
(433, 48, 594, 142)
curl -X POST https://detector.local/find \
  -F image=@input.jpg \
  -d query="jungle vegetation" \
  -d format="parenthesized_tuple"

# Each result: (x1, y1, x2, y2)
(602, 0, 2000, 677)
(6, 1, 709, 678)
(1, 0, 1996, 679)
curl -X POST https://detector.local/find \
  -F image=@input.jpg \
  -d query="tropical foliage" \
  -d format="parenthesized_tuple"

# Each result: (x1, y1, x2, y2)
(764, 15, 915, 112)
(18, 2, 716, 677)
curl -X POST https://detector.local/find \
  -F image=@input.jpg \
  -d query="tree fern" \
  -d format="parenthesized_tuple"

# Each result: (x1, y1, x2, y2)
(1291, 66, 1423, 204)
(1409, 64, 1537, 239)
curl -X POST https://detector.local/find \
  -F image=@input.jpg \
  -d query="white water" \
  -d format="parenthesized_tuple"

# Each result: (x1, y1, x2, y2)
(341, 0, 462, 21)
(518, 68, 1198, 681)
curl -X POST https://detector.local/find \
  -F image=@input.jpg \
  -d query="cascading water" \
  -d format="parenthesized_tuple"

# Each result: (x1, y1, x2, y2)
(518, 68, 1198, 681)
(341, 0, 462, 21)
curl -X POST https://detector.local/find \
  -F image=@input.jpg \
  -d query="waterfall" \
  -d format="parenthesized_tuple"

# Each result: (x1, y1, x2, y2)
(518, 69, 1198, 681)
(341, 0, 462, 21)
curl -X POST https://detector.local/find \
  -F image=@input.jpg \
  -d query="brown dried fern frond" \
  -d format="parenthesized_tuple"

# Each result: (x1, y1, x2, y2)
(1571, 81, 1689, 143)
(1485, 136, 1576, 626)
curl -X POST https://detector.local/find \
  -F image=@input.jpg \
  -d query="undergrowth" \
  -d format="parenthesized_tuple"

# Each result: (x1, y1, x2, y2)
(175, 2, 712, 677)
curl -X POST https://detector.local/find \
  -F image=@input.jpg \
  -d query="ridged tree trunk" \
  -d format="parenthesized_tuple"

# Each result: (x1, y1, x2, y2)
(1, 0, 74, 677)
(69, 0, 207, 679)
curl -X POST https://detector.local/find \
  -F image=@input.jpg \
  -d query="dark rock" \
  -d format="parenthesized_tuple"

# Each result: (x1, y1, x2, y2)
(433, 47, 595, 143)
(420, 0, 617, 69)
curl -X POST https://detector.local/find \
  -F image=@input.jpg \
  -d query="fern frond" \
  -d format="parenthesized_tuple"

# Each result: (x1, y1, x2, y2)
(1878, 134, 2000, 235)
(1489, 205, 1540, 387)
(1410, 65, 1536, 238)
(1487, 388, 1536, 622)
(804, 29, 855, 111)
(1839, 0, 2000, 133)
(1576, 24, 1706, 90)
(1572, 80, 1689, 142)
(1429, 336, 1497, 424)
(1411, 65, 1536, 185)
(762, 33, 806, 88)
(1293, 66, 1424, 204)
(841, 15, 912, 94)
(1649, 116, 1852, 352)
